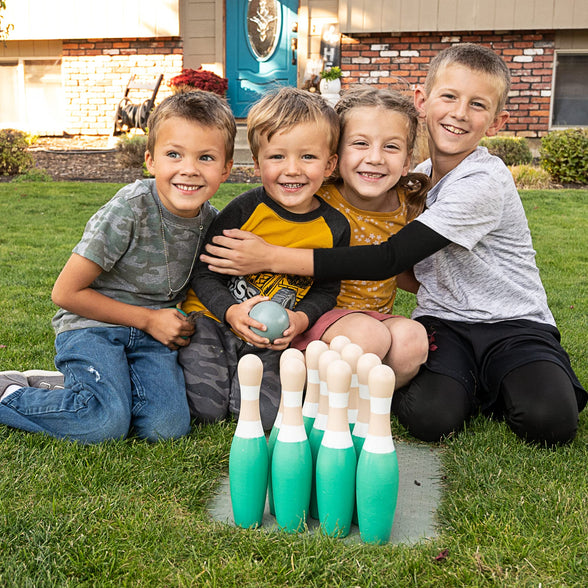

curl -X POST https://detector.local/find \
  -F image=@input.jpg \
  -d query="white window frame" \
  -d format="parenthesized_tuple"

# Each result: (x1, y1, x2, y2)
(549, 50, 588, 130)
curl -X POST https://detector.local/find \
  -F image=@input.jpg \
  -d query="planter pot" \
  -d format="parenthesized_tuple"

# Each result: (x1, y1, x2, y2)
(319, 77, 341, 107)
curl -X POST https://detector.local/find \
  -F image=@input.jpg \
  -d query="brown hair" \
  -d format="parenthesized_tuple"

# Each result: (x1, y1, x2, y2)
(425, 43, 511, 113)
(335, 86, 430, 220)
(247, 86, 340, 159)
(146, 90, 236, 162)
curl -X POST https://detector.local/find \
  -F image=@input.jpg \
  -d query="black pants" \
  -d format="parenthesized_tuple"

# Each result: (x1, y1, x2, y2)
(392, 360, 580, 445)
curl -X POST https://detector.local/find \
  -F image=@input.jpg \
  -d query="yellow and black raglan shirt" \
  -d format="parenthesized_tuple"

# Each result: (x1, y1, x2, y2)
(183, 186, 350, 333)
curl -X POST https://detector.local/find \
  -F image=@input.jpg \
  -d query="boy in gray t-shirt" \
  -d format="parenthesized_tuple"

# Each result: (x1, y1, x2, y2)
(200, 44, 586, 446)
(0, 92, 235, 443)
(315, 44, 586, 445)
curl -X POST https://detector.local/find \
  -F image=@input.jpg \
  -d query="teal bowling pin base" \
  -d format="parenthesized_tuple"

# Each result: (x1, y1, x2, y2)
(308, 426, 325, 520)
(267, 422, 280, 516)
(352, 430, 366, 459)
(303, 414, 315, 438)
(356, 449, 399, 544)
(316, 445, 356, 537)
(229, 436, 269, 529)
(272, 438, 312, 533)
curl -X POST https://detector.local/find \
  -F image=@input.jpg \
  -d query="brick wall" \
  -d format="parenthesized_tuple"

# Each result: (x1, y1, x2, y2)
(62, 38, 183, 135)
(341, 31, 555, 138)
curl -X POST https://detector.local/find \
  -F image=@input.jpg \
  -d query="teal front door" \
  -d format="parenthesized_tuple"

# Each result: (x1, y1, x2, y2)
(226, 0, 299, 118)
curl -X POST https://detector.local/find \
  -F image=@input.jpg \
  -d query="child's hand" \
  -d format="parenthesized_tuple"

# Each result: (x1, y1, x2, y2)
(269, 310, 309, 351)
(145, 308, 195, 349)
(225, 295, 275, 348)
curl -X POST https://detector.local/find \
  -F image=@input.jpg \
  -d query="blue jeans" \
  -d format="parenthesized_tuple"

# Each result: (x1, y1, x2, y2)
(0, 327, 191, 443)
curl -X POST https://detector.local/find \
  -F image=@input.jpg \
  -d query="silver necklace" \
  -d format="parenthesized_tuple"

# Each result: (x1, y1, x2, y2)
(157, 202, 206, 299)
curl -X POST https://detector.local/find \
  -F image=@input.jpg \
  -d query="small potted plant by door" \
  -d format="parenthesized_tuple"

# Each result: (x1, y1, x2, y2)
(319, 66, 342, 107)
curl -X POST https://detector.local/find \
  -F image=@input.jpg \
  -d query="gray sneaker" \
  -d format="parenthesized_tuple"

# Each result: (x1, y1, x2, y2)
(0, 371, 28, 397)
(23, 370, 65, 390)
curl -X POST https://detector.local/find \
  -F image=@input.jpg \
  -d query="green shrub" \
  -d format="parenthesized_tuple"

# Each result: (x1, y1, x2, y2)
(509, 165, 553, 190)
(116, 134, 147, 168)
(540, 128, 588, 185)
(0, 128, 34, 175)
(480, 136, 533, 166)
(10, 167, 53, 183)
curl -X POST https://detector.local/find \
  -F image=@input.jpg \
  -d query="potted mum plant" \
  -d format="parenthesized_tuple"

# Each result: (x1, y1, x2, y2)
(168, 67, 228, 97)
(319, 66, 342, 106)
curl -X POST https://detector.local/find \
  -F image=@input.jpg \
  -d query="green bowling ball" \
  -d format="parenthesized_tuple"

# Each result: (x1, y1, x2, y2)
(249, 300, 290, 343)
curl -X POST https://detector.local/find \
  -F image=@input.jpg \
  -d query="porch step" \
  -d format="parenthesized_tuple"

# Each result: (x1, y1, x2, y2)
(233, 123, 253, 166)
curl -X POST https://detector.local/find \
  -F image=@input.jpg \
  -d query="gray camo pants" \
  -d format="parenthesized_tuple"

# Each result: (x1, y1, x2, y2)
(178, 315, 281, 430)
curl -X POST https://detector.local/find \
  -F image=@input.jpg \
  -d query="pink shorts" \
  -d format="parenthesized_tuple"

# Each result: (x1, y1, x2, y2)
(291, 308, 400, 351)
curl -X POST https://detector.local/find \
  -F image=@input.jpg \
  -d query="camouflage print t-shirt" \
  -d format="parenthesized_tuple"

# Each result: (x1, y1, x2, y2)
(52, 179, 216, 335)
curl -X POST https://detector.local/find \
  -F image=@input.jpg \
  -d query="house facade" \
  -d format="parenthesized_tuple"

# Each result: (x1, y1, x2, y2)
(1, 0, 587, 138)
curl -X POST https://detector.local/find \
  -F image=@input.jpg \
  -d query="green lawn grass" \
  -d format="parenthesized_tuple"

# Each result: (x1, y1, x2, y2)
(0, 182, 586, 587)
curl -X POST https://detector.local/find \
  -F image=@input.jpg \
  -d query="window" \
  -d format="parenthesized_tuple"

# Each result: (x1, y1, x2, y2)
(0, 61, 22, 126)
(551, 52, 588, 128)
(0, 58, 64, 133)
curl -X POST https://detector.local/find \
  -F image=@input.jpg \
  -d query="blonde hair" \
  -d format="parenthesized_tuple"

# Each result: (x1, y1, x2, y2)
(335, 86, 430, 221)
(425, 43, 511, 113)
(247, 86, 339, 159)
(146, 90, 236, 162)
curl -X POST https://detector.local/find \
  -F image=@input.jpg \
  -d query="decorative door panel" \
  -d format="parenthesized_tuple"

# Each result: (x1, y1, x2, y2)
(226, 0, 298, 118)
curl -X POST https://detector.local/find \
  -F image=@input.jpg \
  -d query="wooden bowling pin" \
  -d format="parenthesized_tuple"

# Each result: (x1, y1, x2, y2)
(302, 340, 328, 436)
(351, 353, 382, 459)
(316, 359, 356, 537)
(229, 354, 269, 529)
(308, 348, 340, 520)
(341, 343, 363, 433)
(272, 357, 312, 533)
(329, 335, 351, 354)
(280, 347, 305, 366)
(351, 353, 382, 525)
(356, 364, 399, 544)
(267, 348, 306, 515)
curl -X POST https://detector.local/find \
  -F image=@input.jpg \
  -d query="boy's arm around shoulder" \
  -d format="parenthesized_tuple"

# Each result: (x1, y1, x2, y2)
(52, 253, 193, 349)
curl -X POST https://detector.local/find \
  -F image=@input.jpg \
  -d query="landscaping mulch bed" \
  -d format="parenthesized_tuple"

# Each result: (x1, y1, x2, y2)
(5, 136, 585, 189)
(2, 136, 260, 184)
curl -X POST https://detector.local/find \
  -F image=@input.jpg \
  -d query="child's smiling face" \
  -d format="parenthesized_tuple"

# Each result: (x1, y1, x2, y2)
(253, 120, 337, 214)
(145, 116, 232, 218)
(337, 106, 411, 212)
(415, 63, 509, 172)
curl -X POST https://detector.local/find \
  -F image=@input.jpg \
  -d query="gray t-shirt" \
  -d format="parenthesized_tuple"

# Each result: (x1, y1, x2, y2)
(52, 179, 216, 334)
(413, 147, 555, 326)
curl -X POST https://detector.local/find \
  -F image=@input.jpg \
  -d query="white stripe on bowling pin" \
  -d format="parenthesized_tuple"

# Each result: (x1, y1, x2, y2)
(302, 340, 328, 427)
(341, 343, 363, 430)
(352, 353, 382, 447)
(235, 359, 265, 439)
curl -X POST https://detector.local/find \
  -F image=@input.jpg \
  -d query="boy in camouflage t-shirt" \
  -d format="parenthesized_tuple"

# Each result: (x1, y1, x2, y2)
(0, 92, 235, 443)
